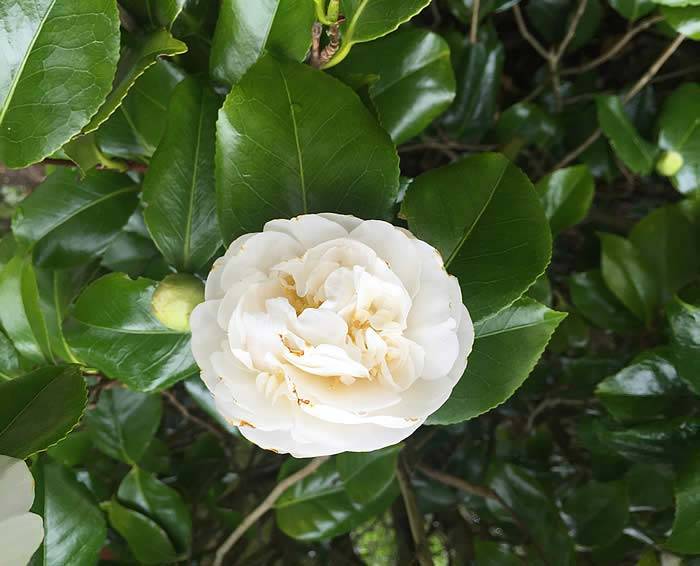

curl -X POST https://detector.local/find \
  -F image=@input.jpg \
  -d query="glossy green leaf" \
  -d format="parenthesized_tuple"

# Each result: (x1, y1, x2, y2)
(488, 463, 575, 565)
(143, 77, 222, 272)
(441, 26, 504, 140)
(666, 453, 700, 553)
(570, 270, 641, 331)
(661, 6, 700, 39)
(597, 349, 684, 421)
(117, 467, 191, 553)
(210, 0, 316, 86)
(101, 229, 168, 280)
(0, 365, 86, 459)
(82, 29, 187, 135)
(0, 329, 20, 380)
(402, 153, 551, 322)
(85, 387, 162, 463)
(216, 55, 399, 242)
(119, 0, 188, 29)
(30, 456, 106, 566)
(47, 430, 93, 468)
(525, 0, 602, 52)
(429, 298, 566, 425)
(0, 0, 120, 167)
(473, 540, 522, 566)
(667, 291, 700, 394)
(276, 447, 400, 541)
(491, 102, 560, 158)
(65, 274, 197, 391)
(96, 60, 185, 161)
(629, 203, 699, 304)
(599, 233, 658, 324)
(562, 480, 629, 547)
(332, 27, 455, 144)
(325, 0, 432, 67)
(0, 254, 53, 363)
(609, 0, 656, 20)
(12, 169, 139, 268)
(597, 95, 658, 174)
(657, 83, 700, 194)
(105, 499, 179, 564)
(535, 165, 595, 235)
(62, 132, 125, 176)
(654, 0, 700, 5)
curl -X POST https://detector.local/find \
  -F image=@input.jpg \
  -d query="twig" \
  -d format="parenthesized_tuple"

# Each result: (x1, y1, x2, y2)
(42, 157, 147, 173)
(550, 127, 602, 171)
(310, 22, 322, 68)
(561, 15, 664, 76)
(397, 458, 434, 566)
(470, 0, 481, 44)
(556, 0, 587, 60)
(526, 398, 588, 431)
(512, 4, 550, 61)
(162, 390, 226, 442)
(213, 456, 329, 566)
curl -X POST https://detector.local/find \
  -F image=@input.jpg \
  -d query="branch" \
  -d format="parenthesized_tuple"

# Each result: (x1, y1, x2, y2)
(42, 157, 147, 173)
(213, 456, 329, 566)
(512, 4, 551, 61)
(470, 0, 481, 44)
(397, 458, 434, 566)
(555, 0, 587, 61)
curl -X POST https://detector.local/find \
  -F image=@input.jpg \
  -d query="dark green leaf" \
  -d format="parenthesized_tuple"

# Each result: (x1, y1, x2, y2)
(490, 102, 560, 158)
(570, 270, 641, 331)
(117, 467, 191, 553)
(332, 27, 455, 144)
(562, 481, 629, 547)
(666, 452, 700, 553)
(47, 430, 93, 468)
(429, 298, 566, 424)
(535, 165, 594, 235)
(12, 169, 139, 269)
(597, 95, 658, 174)
(0, 328, 21, 380)
(143, 77, 222, 271)
(210, 0, 316, 86)
(667, 291, 700, 394)
(661, 6, 700, 39)
(119, 0, 187, 29)
(0, 366, 86, 459)
(402, 153, 551, 322)
(525, 0, 602, 52)
(85, 387, 162, 463)
(596, 349, 685, 421)
(599, 233, 658, 324)
(609, 0, 656, 20)
(30, 456, 106, 566)
(0, 0, 120, 167)
(65, 274, 197, 391)
(216, 55, 399, 242)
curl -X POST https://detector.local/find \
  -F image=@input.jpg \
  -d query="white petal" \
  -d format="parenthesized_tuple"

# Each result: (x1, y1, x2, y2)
(407, 240, 455, 329)
(205, 233, 255, 300)
(0, 456, 35, 521)
(238, 426, 339, 458)
(406, 318, 459, 380)
(190, 301, 224, 378)
(0, 513, 44, 566)
(317, 213, 363, 232)
(264, 215, 348, 248)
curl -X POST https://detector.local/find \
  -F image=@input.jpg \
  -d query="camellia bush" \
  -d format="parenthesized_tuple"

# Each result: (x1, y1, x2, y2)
(1, 0, 700, 564)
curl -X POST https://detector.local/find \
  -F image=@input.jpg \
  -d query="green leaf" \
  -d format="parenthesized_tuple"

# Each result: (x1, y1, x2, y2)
(441, 26, 504, 140)
(562, 481, 629, 547)
(487, 463, 575, 565)
(65, 273, 197, 391)
(629, 203, 699, 304)
(535, 165, 594, 235)
(105, 499, 179, 564)
(666, 453, 700, 553)
(597, 95, 658, 174)
(569, 270, 641, 331)
(101, 229, 168, 280)
(30, 456, 107, 566)
(47, 430, 93, 468)
(429, 298, 566, 425)
(332, 27, 455, 144)
(0, 0, 120, 168)
(402, 153, 551, 322)
(85, 387, 162, 463)
(275, 447, 400, 541)
(117, 467, 191, 554)
(609, 0, 656, 20)
(0, 365, 86, 459)
(473, 540, 522, 566)
(143, 77, 222, 272)
(119, 0, 188, 29)
(210, 0, 316, 86)
(82, 28, 187, 135)
(661, 6, 700, 39)
(325, 0, 432, 67)
(657, 83, 700, 194)
(596, 349, 685, 421)
(12, 169, 139, 269)
(0, 329, 20, 380)
(525, 0, 602, 52)
(654, 0, 700, 5)
(667, 291, 700, 394)
(599, 233, 658, 325)
(490, 102, 560, 158)
(96, 60, 185, 161)
(0, 254, 53, 363)
(216, 55, 399, 242)
(62, 132, 125, 176)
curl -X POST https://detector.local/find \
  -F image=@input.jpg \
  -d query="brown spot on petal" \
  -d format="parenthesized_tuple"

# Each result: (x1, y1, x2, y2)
(238, 420, 255, 428)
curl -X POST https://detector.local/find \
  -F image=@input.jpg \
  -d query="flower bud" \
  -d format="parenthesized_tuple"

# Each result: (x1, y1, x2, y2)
(656, 151, 684, 177)
(152, 274, 204, 332)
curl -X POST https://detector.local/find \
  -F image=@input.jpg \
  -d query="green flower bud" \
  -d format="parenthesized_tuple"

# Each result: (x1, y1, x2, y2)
(656, 150, 684, 177)
(152, 274, 204, 332)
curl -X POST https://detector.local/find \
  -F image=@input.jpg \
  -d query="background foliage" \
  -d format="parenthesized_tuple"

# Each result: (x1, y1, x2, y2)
(1, 0, 700, 564)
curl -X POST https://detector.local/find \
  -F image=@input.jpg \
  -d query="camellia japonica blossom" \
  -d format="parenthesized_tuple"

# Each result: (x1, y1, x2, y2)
(190, 214, 474, 457)
(0, 455, 44, 566)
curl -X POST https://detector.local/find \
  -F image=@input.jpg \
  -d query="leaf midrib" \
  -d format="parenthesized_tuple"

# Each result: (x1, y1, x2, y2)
(278, 64, 307, 212)
(182, 89, 207, 269)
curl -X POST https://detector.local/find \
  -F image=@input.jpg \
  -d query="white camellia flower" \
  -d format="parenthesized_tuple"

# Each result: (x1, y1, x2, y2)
(190, 214, 474, 457)
(0, 455, 44, 566)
